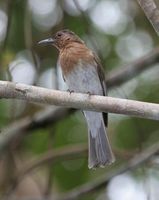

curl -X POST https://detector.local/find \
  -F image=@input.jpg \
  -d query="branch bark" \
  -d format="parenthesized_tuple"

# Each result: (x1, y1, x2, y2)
(0, 81, 158, 121)
(0, 47, 159, 155)
(137, 0, 159, 34)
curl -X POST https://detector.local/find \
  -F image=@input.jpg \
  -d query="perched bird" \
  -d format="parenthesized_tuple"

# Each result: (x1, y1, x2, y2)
(38, 30, 115, 169)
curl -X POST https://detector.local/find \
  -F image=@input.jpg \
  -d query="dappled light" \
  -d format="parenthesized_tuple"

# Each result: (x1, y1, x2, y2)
(9, 52, 36, 84)
(28, 0, 62, 31)
(108, 171, 159, 200)
(0, 0, 158, 199)
(90, 1, 128, 35)
(116, 30, 154, 62)
(38, 68, 56, 89)
(107, 173, 147, 200)
(64, 0, 94, 16)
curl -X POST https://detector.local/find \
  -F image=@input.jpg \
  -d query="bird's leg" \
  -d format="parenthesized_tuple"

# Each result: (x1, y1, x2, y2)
(67, 89, 74, 94)
(87, 91, 92, 97)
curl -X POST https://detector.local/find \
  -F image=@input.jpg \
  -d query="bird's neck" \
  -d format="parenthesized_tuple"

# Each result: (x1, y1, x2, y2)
(59, 42, 93, 76)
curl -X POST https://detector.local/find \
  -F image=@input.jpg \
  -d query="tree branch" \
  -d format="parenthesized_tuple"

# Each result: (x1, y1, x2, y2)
(0, 47, 159, 155)
(2, 144, 87, 197)
(1, 0, 14, 52)
(137, 0, 159, 34)
(6, 141, 159, 200)
(106, 47, 159, 88)
(55, 141, 159, 200)
(17, 144, 87, 182)
(0, 81, 158, 121)
(0, 107, 74, 154)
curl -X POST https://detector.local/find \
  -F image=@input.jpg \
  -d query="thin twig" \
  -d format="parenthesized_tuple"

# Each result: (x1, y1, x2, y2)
(17, 144, 87, 180)
(44, 130, 55, 198)
(0, 81, 158, 120)
(0, 107, 74, 154)
(137, 0, 159, 35)
(1, 0, 13, 52)
(4, 144, 87, 195)
(72, 0, 105, 62)
(24, 1, 40, 77)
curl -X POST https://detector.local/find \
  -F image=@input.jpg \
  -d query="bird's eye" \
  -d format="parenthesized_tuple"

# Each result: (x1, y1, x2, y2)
(67, 38, 70, 41)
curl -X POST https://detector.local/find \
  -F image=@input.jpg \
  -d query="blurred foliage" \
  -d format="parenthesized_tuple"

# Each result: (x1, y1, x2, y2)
(0, 0, 158, 200)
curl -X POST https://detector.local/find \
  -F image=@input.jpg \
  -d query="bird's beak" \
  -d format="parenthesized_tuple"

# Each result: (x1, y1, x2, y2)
(38, 38, 55, 45)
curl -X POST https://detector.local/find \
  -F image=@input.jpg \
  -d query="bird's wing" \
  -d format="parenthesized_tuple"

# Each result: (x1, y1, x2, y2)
(93, 53, 108, 127)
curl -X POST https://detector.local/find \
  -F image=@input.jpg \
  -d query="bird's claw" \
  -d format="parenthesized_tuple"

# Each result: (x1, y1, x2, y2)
(67, 89, 74, 94)
(87, 91, 92, 97)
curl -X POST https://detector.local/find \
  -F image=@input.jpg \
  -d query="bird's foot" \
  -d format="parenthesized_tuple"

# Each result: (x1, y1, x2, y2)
(87, 91, 92, 97)
(67, 89, 74, 94)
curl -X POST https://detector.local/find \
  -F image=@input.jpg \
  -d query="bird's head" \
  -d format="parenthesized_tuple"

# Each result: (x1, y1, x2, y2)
(38, 29, 84, 50)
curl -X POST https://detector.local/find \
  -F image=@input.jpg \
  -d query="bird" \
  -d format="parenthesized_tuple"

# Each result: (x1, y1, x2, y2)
(38, 29, 115, 169)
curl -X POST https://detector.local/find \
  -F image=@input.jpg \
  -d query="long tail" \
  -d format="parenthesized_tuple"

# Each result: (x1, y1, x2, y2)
(84, 111, 115, 169)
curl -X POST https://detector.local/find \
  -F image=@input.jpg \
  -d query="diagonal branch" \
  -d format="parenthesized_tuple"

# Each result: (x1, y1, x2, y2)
(17, 144, 87, 182)
(3, 144, 87, 196)
(55, 141, 159, 200)
(1, 0, 14, 52)
(0, 81, 158, 121)
(106, 47, 159, 88)
(0, 107, 74, 154)
(6, 139, 159, 200)
(137, 0, 159, 35)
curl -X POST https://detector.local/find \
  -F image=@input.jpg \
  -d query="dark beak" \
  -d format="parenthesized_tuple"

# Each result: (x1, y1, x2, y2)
(38, 38, 55, 45)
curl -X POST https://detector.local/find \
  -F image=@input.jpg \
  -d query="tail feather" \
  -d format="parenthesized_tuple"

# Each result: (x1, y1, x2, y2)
(84, 111, 115, 169)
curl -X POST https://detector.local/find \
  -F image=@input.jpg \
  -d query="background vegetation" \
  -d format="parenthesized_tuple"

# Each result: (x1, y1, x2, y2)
(0, 0, 159, 200)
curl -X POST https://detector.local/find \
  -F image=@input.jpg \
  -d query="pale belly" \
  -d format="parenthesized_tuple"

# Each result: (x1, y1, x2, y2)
(63, 62, 106, 138)
(64, 63, 103, 96)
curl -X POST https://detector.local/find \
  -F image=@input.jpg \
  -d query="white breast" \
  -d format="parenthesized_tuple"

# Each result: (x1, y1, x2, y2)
(64, 60, 103, 95)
